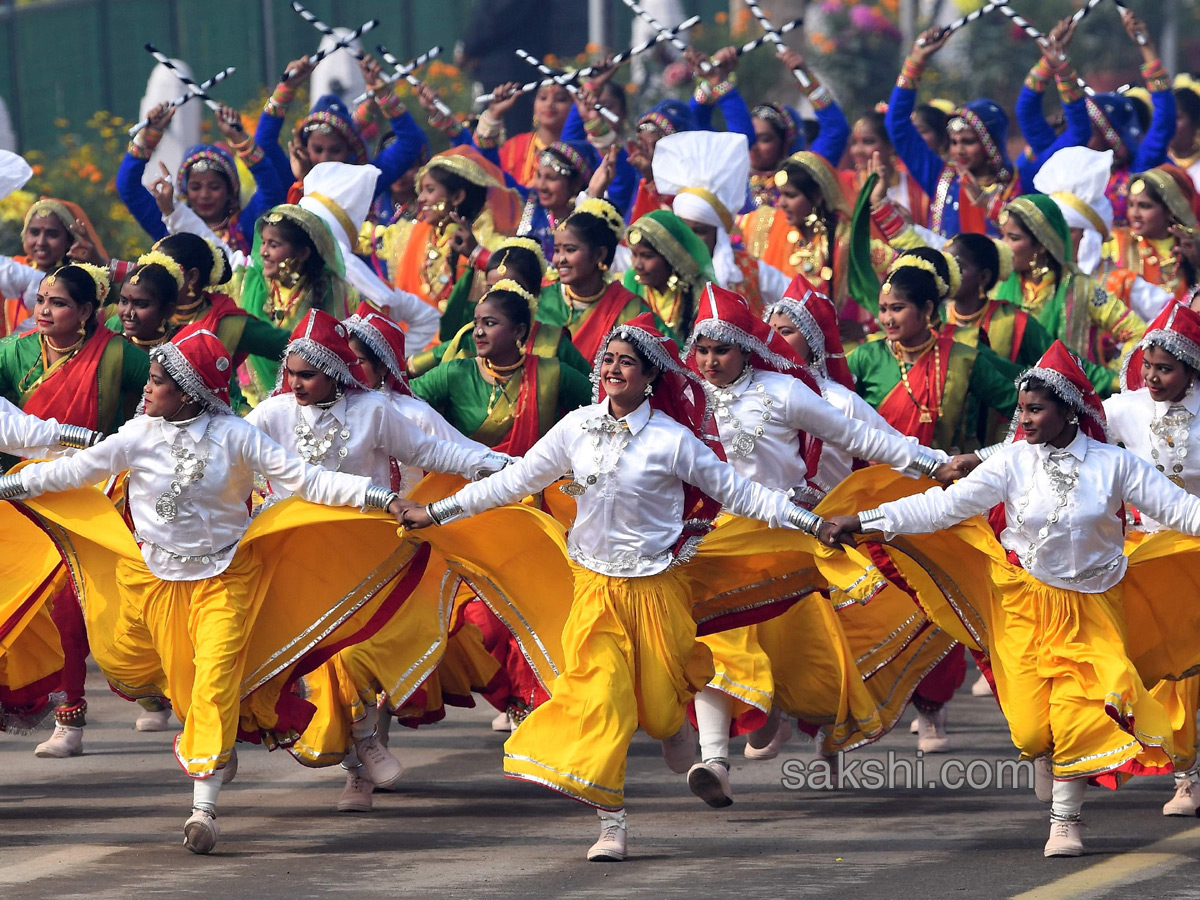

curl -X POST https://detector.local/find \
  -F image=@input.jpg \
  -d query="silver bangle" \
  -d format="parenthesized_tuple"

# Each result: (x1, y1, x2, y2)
(859, 508, 887, 532)
(364, 485, 399, 511)
(58, 424, 98, 450)
(427, 496, 465, 526)
(0, 472, 25, 500)
(975, 442, 1004, 462)
(786, 505, 824, 536)
(909, 451, 941, 478)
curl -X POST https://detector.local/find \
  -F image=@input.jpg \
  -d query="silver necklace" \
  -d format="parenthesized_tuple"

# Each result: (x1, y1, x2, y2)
(1149, 405, 1193, 488)
(709, 367, 773, 458)
(155, 419, 213, 522)
(1014, 450, 1078, 570)
(294, 403, 350, 468)
(560, 416, 633, 497)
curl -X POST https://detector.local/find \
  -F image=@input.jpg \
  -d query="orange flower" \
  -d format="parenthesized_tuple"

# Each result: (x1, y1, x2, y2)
(715, 10, 728, 24)
(585, 42, 599, 54)
(30, 164, 43, 176)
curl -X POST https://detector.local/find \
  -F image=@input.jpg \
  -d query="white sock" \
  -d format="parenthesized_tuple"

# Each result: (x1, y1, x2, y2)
(340, 747, 360, 771)
(1175, 765, 1200, 785)
(597, 807, 627, 830)
(695, 687, 732, 762)
(193, 776, 222, 813)
(350, 704, 378, 743)
(1050, 777, 1086, 821)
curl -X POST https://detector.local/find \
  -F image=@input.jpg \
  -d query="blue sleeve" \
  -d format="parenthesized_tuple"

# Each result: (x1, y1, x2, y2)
(810, 100, 850, 167)
(371, 111, 425, 200)
(115, 152, 168, 241)
(716, 88, 754, 145)
(561, 105, 586, 142)
(451, 128, 477, 148)
(1063, 95, 1092, 146)
(1134, 88, 1177, 172)
(1016, 84, 1056, 157)
(1019, 93, 1095, 184)
(241, 152, 286, 230)
(689, 97, 714, 132)
(255, 110, 293, 195)
(625, 173, 644, 224)
(605, 146, 636, 217)
(884, 84, 944, 199)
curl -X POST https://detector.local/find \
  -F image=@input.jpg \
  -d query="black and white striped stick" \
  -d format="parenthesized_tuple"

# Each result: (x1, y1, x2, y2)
(742, 0, 811, 88)
(1112, 1, 1148, 45)
(996, 6, 1095, 96)
(515, 50, 620, 124)
(291, 2, 364, 60)
(619, 0, 710, 73)
(281, 16, 378, 82)
(143, 44, 223, 114)
(375, 44, 453, 117)
(351, 45, 441, 107)
(127, 66, 235, 136)
(475, 16, 700, 104)
(917, 0, 1004, 46)
(734, 18, 802, 57)
(1071, 0, 1107, 25)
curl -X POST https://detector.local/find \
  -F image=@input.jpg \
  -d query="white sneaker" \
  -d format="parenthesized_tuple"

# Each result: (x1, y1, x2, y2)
(491, 710, 513, 733)
(354, 733, 403, 789)
(337, 767, 375, 812)
(183, 808, 219, 854)
(971, 673, 992, 697)
(134, 708, 173, 732)
(587, 818, 627, 862)
(1043, 818, 1084, 857)
(1163, 778, 1200, 816)
(1034, 757, 1053, 803)
(220, 748, 238, 785)
(34, 724, 82, 758)
(660, 720, 697, 774)
(909, 716, 919, 735)
(687, 759, 734, 808)
(916, 707, 950, 754)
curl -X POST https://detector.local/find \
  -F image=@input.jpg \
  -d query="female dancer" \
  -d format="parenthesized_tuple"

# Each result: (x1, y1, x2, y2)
(842, 111, 928, 229)
(0, 324, 413, 853)
(623, 210, 716, 345)
(1108, 165, 1200, 305)
(820, 340, 1200, 857)
(401, 313, 833, 862)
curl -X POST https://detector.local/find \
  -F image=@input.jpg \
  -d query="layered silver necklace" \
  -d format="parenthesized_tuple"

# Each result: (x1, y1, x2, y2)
(294, 396, 350, 469)
(155, 416, 213, 522)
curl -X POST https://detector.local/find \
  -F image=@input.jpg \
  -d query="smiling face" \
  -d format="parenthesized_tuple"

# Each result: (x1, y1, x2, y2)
(1128, 188, 1171, 241)
(750, 117, 785, 172)
(258, 224, 310, 281)
(533, 163, 574, 216)
(599, 339, 656, 411)
(877, 287, 933, 346)
(117, 279, 168, 341)
(284, 354, 338, 406)
(34, 277, 91, 344)
(553, 224, 604, 288)
(849, 118, 891, 173)
(186, 169, 232, 223)
(1141, 344, 1195, 403)
(23, 214, 73, 271)
(767, 311, 811, 362)
(416, 172, 458, 225)
(533, 85, 572, 133)
(692, 334, 750, 387)
(1016, 386, 1071, 446)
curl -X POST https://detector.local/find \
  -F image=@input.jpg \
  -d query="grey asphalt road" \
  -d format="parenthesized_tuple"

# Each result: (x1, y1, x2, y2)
(3, 665, 1200, 900)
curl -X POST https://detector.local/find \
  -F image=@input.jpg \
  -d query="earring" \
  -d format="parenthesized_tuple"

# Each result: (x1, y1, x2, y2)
(278, 257, 297, 287)
(598, 260, 609, 272)
(77, 322, 87, 337)
(643, 383, 654, 397)
(804, 212, 826, 235)
(666, 273, 680, 291)
(1068, 413, 1079, 425)
(1030, 253, 1050, 284)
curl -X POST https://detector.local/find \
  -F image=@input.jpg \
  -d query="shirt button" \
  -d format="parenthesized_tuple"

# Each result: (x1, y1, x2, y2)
(202, 556, 211, 564)
(952, 202, 959, 210)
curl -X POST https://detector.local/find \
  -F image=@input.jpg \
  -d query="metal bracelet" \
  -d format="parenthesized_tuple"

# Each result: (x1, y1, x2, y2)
(786, 505, 823, 536)
(0, 472, 26, 500)
(858, 508, 887, 532)
(58, 424, 98, 450)
(364, 485, 399, 511)
(910, 451, 941, 478)
(975, 442, 1004, 462)
(427, 496, 464, 526)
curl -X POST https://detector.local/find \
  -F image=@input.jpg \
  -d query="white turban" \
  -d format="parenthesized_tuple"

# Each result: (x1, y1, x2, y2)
(1034, 147, 1114, 276)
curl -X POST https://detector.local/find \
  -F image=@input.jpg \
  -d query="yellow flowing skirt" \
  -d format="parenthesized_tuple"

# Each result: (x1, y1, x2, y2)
(823, 465, 1200, 785)
(697, 626, 772, 734)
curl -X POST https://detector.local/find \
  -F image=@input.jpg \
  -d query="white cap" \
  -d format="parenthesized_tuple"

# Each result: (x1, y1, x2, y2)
(1033, 147, 1114, 276)
(653, 132, 749, 288)
(300, 161, 381, 249)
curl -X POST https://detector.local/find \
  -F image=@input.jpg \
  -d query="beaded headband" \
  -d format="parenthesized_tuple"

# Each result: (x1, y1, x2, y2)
(133, 249, 185, 291)
(637, 111, 677, 136)
(884, 254, 955, 301)
(566, 197, 625, 242)
(540, 144, 592, 181)
(752, 104, 798, 149)
(948, 108, 1009, 181)
(492, 236, 547, 276)
(486, 277, 539, 317)
(176, 148, 239, 196)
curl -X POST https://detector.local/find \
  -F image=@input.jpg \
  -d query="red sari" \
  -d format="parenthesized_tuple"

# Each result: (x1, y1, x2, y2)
(22, 327, 120, 430)
(569, 282, 645, 362)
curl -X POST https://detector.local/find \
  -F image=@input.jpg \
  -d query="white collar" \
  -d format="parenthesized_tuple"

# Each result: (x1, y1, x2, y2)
(1033, 428, 1090, 462)
(299, 392, 348, 427)
(707, 365, 755, 400)
(595, 397, 653, 436)
(1152, 384, 1200, 418)
(157, 411, 210, 443)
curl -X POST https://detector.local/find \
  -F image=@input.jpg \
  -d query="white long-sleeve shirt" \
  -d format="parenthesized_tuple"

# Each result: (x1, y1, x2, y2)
(245, 390, 506, 498)
(17, 412, 377, 580)
(706, 369, 943, 496)
(0, 255, 44, 330)
(1104, 385, 1200, 531)
(449, 398, 802, 577)
(381, 389, 505, 497)
(163, 204, 440, 350)
(0, 396, 69, 456)
(863, 430, 1200, 592)
(815, 377, 916, 492)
